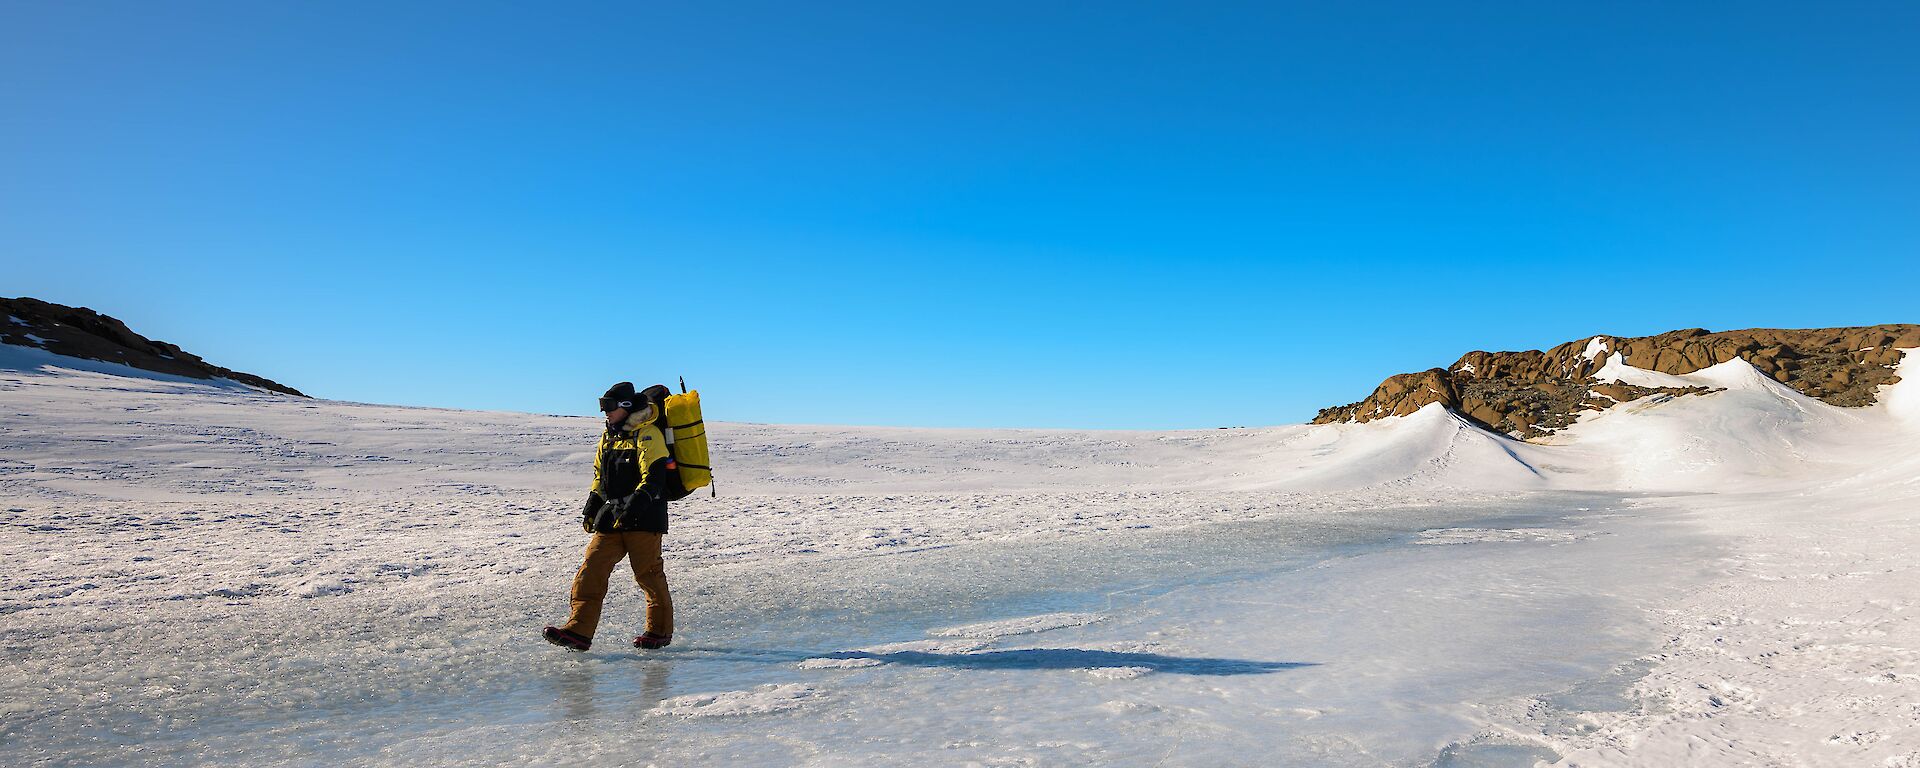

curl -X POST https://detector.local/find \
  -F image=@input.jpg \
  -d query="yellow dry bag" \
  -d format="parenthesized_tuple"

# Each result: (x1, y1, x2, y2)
(662, 386, 712, 498)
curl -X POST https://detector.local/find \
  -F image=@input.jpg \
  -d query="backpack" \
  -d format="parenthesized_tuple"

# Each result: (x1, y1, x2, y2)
(658, 382, 713, 499)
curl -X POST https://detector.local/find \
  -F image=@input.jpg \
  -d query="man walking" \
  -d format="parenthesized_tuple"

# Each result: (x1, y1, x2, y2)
(544, 381, 679, 652)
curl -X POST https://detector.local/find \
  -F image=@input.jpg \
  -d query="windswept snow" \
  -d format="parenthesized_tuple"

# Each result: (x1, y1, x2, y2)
(1545, 357, 1876, 492)
(1257, 402, 1546, 492)
(1590, 351, 1699, 388)
(3, 344, 1919, 766)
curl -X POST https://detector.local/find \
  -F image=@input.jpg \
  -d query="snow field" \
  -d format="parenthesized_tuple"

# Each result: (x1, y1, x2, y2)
(4, 344, 1919, 765)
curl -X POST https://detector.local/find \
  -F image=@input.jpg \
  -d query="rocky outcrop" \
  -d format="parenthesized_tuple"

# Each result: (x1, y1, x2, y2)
(1, 296, 306, 396)
(1315, 326, 1919, 439)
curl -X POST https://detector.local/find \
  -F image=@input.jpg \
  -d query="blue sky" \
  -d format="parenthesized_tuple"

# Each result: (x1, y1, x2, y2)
(5, 2, 1917, 428)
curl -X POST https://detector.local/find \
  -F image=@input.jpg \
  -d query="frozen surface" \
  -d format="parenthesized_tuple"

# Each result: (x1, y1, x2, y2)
(3, 345, 1919, 765)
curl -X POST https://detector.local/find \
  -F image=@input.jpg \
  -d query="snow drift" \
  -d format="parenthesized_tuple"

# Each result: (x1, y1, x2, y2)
(1543, 351, 1918, 493)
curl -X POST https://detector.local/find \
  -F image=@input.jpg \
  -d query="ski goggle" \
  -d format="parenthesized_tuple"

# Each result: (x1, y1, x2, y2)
(599, 397, 634, 412)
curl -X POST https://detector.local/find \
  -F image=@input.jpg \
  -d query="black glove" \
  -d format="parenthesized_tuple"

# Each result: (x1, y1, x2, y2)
(590, 493, 628, 533)
(582, 493, 605, 533)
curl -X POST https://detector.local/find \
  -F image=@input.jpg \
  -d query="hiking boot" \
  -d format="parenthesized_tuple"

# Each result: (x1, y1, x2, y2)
(633, 632, 672, 650)
(543, 626, 590, 651)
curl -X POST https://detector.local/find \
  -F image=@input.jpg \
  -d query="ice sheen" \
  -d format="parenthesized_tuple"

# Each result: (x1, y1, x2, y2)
(4, 346, 1920, 766)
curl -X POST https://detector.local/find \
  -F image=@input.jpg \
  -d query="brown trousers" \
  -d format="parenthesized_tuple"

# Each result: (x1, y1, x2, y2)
(562, 531, 672, 640)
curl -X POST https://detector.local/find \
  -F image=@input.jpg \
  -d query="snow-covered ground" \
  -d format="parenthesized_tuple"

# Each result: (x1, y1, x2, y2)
(2, 343, 1916, 766)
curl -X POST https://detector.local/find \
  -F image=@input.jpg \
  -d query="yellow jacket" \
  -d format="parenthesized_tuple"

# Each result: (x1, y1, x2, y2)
(591, 417, 674, 532)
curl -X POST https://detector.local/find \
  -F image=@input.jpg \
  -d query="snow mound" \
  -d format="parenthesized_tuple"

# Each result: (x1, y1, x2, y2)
(1337, 350, 1920, 496)
(1882, 348, 1920, 430)
(1267, 403, 1546, 492)
(1552, 358, 1875, 492)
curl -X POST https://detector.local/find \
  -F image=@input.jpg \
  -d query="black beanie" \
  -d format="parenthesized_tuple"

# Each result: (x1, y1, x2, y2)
(601, 381, 637, 410)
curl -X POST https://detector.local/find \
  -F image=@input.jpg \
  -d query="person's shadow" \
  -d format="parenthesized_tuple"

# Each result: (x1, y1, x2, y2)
(810, 648, 1312, 676)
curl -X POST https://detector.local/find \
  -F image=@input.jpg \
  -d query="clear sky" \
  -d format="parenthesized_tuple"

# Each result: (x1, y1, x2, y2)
(5, 2, 1917, 428)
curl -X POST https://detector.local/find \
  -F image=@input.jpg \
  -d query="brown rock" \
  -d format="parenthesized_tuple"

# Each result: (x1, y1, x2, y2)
(1, 296, 306, 397)
(1313, 324, 1917, 440)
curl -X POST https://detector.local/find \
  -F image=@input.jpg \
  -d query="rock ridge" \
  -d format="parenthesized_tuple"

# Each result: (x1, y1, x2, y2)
(2, 296, 306, 396)
(1314, 325, 1919, 439)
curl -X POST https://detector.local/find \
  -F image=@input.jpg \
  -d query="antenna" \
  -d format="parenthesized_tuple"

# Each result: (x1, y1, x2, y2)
(678, 376, 687, 393)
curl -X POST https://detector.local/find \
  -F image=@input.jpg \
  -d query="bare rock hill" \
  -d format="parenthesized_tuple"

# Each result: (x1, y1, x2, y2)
(1315, 326, 1918, 439)
(2, 296, 306, 396)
